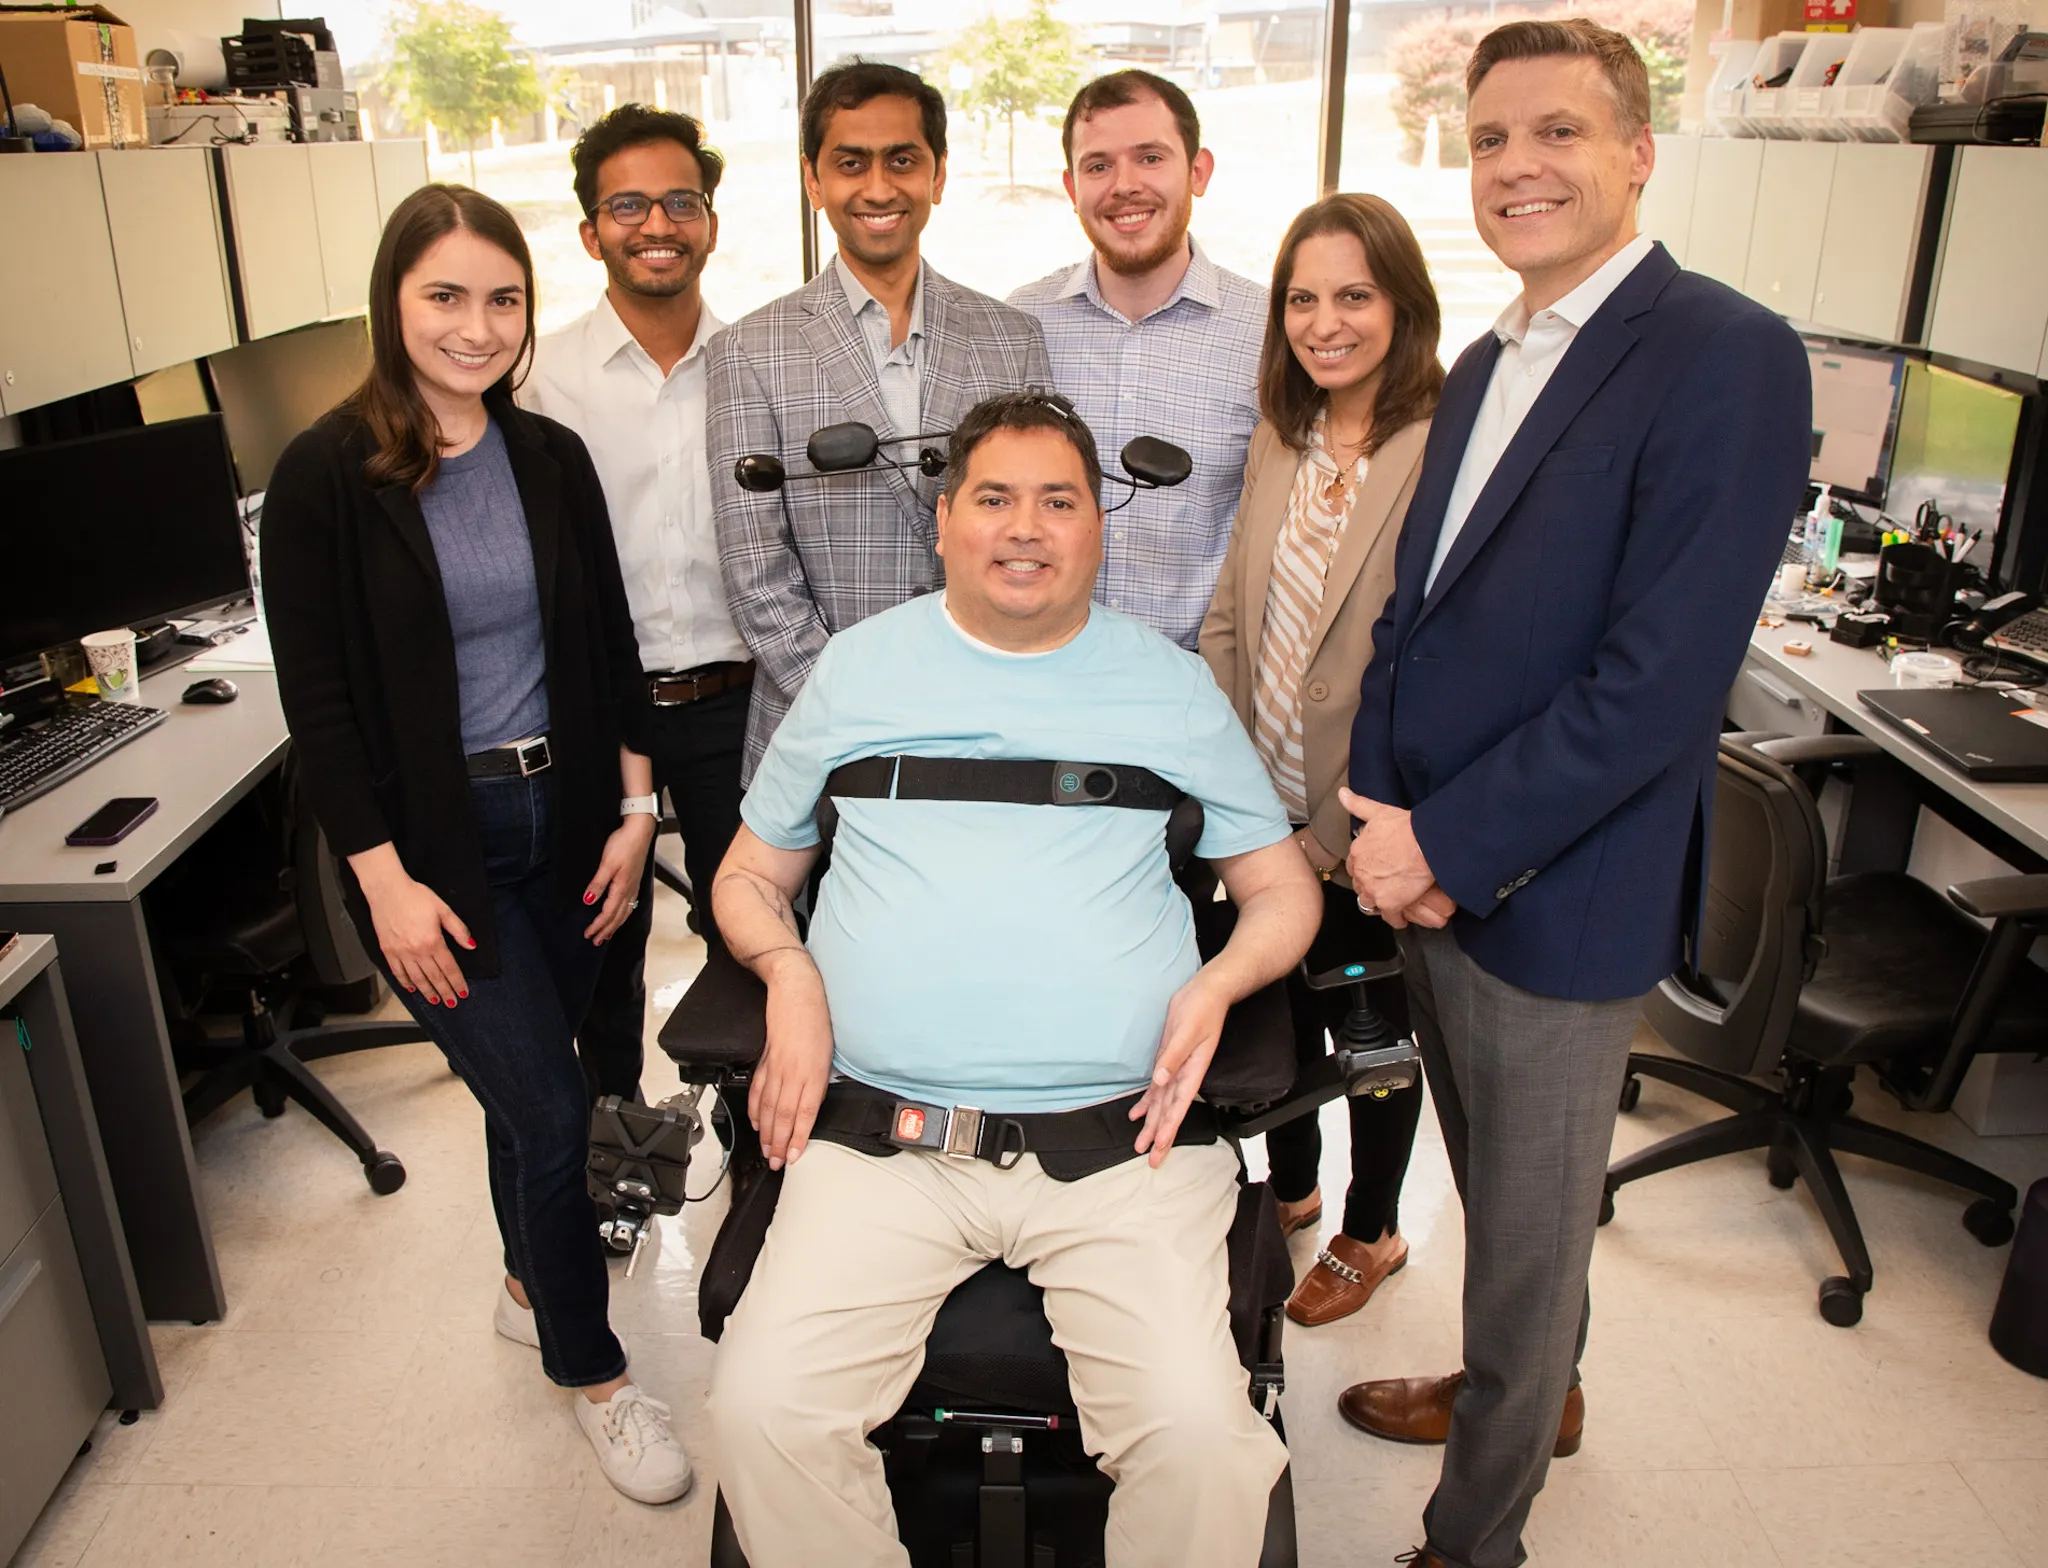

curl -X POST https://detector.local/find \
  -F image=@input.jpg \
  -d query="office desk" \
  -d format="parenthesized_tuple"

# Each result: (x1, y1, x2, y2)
(1736, 626, 2048, 869)
(0, 935, 160, 1410)
(0, 667, 290, 1322)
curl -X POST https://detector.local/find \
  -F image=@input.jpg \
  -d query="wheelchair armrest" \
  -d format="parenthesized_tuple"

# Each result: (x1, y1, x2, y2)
(655, 946, 767, 1082)
(1749, 735, 1888, 767)
(1947, 874, 2048, 922)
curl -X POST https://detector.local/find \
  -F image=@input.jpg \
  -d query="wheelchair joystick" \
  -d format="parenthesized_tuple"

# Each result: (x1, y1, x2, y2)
(1310, 959, 1423, 1101)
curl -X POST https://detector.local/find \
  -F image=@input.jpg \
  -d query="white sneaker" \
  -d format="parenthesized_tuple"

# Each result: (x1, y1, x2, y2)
(492, 1282, 540, 1349)
(575, 1383, 694, 1504)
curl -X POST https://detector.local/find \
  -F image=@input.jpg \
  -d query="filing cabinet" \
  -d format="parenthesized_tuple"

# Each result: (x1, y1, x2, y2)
(0, 983, 111, 1564)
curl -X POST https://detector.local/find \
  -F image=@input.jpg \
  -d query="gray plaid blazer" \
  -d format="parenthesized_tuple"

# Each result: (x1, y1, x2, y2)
(708, 263, 1052, 776)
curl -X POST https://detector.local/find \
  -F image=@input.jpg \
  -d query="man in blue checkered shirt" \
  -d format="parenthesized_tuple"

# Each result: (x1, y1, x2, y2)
(1009, 70, 1268, 651)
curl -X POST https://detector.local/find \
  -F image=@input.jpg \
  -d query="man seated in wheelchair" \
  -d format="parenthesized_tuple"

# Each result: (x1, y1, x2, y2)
(708, 390, 1323, 1567)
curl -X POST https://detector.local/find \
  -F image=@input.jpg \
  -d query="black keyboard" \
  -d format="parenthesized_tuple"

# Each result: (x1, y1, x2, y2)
(1987, 609, 2048, 666)
(0, 700, 167, 813)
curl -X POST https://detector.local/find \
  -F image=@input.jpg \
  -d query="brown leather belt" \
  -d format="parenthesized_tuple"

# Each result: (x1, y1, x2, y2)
(648, 661, 754, 706)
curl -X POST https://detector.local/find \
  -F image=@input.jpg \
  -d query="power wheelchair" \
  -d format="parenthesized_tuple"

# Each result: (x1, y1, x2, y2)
(589, 794, 1418, 1568)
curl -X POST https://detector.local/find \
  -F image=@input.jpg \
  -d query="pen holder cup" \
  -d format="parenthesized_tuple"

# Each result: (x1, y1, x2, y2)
(1874, 543, 1958, 642)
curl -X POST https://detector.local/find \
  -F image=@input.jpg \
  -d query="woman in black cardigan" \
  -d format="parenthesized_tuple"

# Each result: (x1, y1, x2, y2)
(262, 185, 689, 1505)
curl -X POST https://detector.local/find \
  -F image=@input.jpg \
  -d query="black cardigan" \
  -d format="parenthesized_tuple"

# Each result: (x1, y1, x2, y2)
(261, 390, 648, 977)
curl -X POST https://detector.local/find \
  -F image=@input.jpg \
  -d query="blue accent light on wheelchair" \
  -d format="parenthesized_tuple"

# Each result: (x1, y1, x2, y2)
(1344, 964, 1367, 978)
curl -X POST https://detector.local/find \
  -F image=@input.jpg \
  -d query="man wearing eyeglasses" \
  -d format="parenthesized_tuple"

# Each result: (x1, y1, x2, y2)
(521, 104, 751, 1113)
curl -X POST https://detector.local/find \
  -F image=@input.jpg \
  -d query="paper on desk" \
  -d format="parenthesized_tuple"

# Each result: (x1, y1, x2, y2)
(184, 619, 275, 671)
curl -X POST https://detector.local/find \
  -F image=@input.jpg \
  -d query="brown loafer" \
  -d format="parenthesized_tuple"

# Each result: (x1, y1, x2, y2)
(1338, 1371, 1585, 1459)
(1285, 1232, 1408, 1326)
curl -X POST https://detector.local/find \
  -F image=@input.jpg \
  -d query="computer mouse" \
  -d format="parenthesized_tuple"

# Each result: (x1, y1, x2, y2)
(182, 678, 239, 705)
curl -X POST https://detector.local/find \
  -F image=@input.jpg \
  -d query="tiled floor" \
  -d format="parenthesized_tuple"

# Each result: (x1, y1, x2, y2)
(13, 886, 2048, 1567)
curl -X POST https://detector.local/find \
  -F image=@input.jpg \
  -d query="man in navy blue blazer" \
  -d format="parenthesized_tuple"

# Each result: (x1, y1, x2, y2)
(1332, 19, 1810, 1568)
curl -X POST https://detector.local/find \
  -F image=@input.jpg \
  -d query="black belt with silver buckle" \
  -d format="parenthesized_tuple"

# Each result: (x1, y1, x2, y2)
(808, 1082, 1219, 1181)
(649, 661, 755, 707)
(466, 736, 553, 779)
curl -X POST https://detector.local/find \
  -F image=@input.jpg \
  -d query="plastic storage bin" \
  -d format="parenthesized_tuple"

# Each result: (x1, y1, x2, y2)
(1707, 39, 1765, 136)
(1834, 22, 1943, 141)
(1749, 33, 1818, 139)
(1787, 30, 1859, 139)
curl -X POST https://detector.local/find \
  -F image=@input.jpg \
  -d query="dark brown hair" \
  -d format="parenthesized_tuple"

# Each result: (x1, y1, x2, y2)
(802, 59, 947, 167)
(945, 392, 1103, 501)
(1259, 194, 1444, 456)
(341, 184, 536, 492)
(571, 101, 725, 214)
(1061, 69, 1200, 167)
(1466, 17, 1652, 137)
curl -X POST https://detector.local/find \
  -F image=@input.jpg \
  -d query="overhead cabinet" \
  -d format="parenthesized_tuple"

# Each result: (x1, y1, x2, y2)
(1641, 134, 1700, 266)
(0, 155, 133, 415)
(309, 143, 381, 321)
(1927, 146, 2048, 378)
(215, 144, 330, 341)
(1743, 141, 1837, 323)
(96, 147, 236, 377)
(1810, 144, 1940, 346)
(1685, 137, 1766, 291)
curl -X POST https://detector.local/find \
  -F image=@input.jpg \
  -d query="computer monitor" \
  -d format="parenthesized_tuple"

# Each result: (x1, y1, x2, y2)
(1886, 359, 2027, 570)
(205, 317, 371, 495)
(0, 415, 251, 672)
(1806, 339, 1905, 505)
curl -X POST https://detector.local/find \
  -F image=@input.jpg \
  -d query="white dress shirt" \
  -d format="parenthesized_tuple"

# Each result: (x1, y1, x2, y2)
(1424, 234, 1657, 594)
(835, 253, 926, 441)
(521, 291, 748, 674)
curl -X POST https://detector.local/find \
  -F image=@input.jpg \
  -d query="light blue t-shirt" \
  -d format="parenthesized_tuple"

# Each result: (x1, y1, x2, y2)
(742, 593, 1291, 1114)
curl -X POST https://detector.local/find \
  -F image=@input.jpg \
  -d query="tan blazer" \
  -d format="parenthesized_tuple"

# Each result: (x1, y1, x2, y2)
(1199, 415, 1430, 876)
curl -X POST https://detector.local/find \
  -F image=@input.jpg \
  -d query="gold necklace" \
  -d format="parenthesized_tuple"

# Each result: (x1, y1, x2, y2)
(1322, 423, 1371, 507)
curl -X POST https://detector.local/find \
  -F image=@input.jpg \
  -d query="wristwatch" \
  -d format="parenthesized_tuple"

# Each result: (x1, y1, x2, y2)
(621, 794, 659, 818)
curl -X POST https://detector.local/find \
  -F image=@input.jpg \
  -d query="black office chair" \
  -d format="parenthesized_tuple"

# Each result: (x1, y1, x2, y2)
(148, 750, 429, 1195)
(646, 801, 1409, 1568)
(1602, 733, 2048, 1326)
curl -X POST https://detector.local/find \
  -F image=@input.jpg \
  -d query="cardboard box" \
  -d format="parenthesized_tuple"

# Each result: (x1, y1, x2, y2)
(0, 6, 144, 149)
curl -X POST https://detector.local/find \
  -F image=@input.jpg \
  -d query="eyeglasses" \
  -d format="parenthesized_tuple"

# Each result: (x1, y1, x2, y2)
(593, 189, 710, 226)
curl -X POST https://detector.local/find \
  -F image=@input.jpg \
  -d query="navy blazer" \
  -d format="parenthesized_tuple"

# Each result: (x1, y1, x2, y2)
(1349, 244, 1810, 1001)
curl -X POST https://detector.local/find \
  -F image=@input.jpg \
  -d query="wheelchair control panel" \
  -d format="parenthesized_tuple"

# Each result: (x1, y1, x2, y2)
(585, 1094, 703, 1276)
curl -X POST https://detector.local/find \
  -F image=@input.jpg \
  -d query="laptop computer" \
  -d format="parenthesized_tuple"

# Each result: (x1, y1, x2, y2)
(1858, 686, 2048, 782)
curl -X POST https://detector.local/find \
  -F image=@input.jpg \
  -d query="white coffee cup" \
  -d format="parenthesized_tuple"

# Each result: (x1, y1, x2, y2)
(80, 628, 141, 703)
(1777, 562, 1807, 597)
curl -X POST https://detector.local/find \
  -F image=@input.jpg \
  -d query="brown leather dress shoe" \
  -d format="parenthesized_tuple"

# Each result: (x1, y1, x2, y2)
(1338, 1372, 1585, 1459)
(1285, 1232, 1409, 1326)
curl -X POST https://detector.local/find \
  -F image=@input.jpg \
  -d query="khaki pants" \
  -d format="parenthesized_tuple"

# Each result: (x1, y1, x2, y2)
(709, 1138, 1288, 1568)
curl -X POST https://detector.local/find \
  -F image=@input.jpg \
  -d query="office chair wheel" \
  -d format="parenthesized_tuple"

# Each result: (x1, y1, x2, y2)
(253, 1080, 289, 1119)
(1963, 1198, 2015, 1247)
(1597, 1187, 1616, 1226)
(686, 906, 701, 936)
(363, 1152, 407, 1195)
(1818, 1275, 1864, 1327)
(1617, 1075, 1642, 1113)
(1766, 1148, 1797, 1190)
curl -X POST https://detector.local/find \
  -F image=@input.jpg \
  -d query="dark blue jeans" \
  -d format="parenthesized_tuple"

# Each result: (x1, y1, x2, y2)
(380, 772, 624, 1388)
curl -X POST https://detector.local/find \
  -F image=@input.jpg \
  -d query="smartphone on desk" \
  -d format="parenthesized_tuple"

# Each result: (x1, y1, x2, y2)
(66, 797, 159, 847)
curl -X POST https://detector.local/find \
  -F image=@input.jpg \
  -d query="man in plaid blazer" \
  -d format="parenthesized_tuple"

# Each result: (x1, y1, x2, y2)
(710, 61, 1052, 777)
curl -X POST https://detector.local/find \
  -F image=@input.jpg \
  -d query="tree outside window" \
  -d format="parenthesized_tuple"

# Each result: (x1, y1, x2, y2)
(383, 0, 544, 185)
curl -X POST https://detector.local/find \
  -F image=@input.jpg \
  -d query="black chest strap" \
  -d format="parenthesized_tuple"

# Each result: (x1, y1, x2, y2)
(824, 755, 1184, 811)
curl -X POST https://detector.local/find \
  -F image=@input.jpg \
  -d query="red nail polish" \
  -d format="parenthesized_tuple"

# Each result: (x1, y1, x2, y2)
(458, 991, 469, 999)
(584, 892, 596, 905)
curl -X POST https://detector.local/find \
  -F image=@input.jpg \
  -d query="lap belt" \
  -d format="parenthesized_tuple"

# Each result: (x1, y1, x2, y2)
(809, 1082, 1219, 1182)
(824, 755, 1183, 811)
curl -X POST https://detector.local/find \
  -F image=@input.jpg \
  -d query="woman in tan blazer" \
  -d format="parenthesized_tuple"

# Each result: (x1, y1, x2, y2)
(1201, 193, 1443, 1327)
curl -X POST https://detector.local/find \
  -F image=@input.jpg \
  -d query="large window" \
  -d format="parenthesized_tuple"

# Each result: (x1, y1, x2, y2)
(325, 0, 1688, 354)
(813, 0, 1333, 300)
